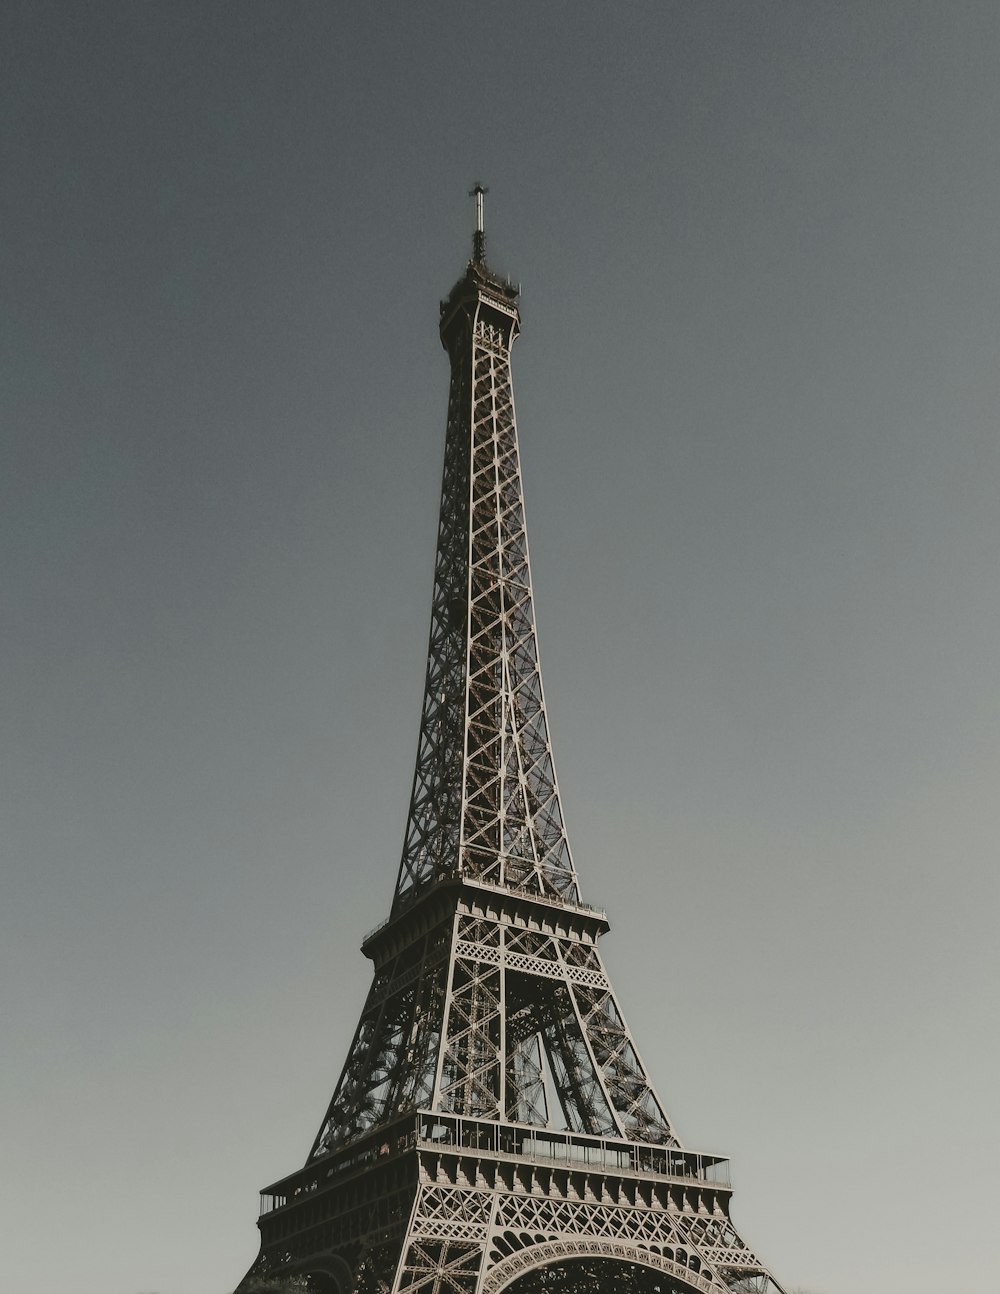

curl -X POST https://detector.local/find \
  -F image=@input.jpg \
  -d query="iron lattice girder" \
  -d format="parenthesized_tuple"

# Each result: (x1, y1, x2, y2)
(395, 277, 577, 909)
(238, 255, 785, 1294)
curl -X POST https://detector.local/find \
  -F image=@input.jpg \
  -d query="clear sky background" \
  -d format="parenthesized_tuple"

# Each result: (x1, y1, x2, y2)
(2, 4, 998, 1293)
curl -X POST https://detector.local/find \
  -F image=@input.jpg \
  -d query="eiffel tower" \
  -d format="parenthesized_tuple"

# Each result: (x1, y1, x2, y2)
(237, 190, 786, 1294)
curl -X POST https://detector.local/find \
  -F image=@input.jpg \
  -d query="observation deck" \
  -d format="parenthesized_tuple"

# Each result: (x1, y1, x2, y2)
(260, 1110, 731, 1218)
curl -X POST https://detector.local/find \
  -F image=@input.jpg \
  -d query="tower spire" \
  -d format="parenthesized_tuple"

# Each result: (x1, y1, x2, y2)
(470, 181, 488, 264)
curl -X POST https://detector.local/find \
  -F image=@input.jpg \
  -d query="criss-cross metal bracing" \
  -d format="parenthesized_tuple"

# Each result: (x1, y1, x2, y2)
(393, 267, 577, 911)
(237, 235, 786, 1294)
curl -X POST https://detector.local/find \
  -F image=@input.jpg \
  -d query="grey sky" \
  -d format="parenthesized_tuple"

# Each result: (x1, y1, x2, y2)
(2, 4, 998, 1293)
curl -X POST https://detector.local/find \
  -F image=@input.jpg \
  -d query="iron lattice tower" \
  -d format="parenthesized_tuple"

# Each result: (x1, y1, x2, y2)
(238, 196, 785, 1294)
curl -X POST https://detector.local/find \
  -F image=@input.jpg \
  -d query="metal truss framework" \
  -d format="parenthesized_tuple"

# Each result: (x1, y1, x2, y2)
(238, 225, 785, 1294)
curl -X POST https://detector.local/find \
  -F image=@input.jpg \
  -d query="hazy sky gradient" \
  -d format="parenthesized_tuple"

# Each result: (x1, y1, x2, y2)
(2, 5, 998, 1293)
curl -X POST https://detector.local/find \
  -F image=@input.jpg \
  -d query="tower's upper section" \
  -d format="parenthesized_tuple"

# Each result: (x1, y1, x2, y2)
(392, 199, 580, 918)
(440, 187, 521, 360)
(439, 260, 520, 357)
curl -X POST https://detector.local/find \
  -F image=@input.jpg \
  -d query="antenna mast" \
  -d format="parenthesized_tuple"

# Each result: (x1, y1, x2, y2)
(470, 182, 488, 264)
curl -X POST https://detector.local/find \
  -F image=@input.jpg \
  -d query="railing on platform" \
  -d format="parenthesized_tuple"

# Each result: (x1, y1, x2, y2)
(259, 1109, 731, 1216)
(413, 1112, 730, 1187)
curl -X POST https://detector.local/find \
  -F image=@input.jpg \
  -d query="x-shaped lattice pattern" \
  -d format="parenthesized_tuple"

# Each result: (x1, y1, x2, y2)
(437, 954, 503, 1119)
(573, 984, 673, 1141)
(396, 1241, 483, 1294)
(394, 302, 578, 910)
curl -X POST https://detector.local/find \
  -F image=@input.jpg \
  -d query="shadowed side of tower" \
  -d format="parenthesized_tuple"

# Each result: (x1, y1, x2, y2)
(236, 202, 786, 1294)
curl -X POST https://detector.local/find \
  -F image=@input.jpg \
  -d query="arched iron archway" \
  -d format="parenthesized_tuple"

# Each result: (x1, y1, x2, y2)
(482, 1239, 722, 1294)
